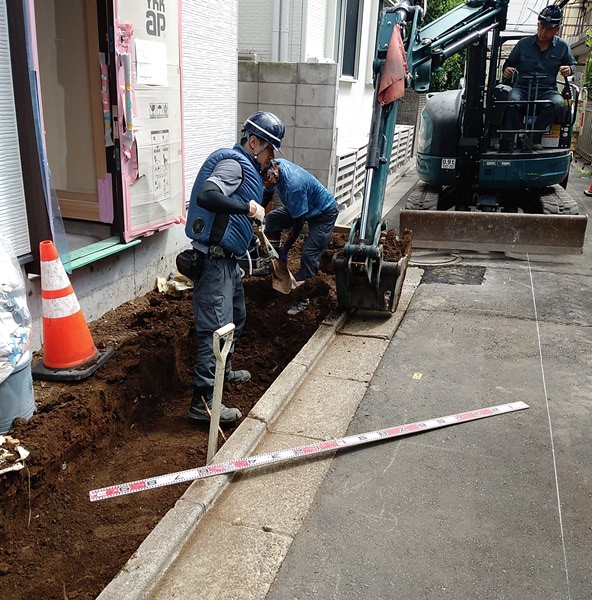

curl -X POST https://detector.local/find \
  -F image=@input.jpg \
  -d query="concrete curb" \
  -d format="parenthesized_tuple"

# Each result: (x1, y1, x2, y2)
(97, 310, 349, 600)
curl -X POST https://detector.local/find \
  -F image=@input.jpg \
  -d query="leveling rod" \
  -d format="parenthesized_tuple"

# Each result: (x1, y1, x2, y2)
(89, 401, 528, 502)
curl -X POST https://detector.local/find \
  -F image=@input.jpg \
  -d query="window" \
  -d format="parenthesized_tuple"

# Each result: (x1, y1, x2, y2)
(334, 0, 364, 79)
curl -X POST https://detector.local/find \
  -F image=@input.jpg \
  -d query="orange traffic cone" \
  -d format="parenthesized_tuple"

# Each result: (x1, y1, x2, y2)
(584, 183, 592, 197)
(32, 240, 113, 381)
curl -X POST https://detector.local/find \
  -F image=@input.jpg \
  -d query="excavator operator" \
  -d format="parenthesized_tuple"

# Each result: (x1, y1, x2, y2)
(500, 5, 576, 151)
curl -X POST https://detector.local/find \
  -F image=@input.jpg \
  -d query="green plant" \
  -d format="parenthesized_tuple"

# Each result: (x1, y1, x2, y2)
(422, 0, 466, 92)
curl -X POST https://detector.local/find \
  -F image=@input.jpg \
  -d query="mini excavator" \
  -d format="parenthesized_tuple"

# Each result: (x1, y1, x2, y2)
(334, 0, 587, 313)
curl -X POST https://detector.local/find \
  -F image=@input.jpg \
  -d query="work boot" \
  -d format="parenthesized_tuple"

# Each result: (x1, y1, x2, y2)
(188, 388, 241, 424)
(225, 369, 251, 384)
(188, 402, 242, 424)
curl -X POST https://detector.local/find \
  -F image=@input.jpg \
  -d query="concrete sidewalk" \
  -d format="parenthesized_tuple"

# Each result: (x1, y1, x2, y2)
(99, 166, 592, 599)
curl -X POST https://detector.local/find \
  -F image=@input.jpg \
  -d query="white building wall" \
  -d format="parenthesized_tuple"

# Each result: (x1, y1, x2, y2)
(238, 0, 274, 61)
(305, 0, 330, 61)
(238, 0, 331, 63)
(289, 0, 303, 61)
(182, 1, 238, 200)
(334, 0, 376, 152)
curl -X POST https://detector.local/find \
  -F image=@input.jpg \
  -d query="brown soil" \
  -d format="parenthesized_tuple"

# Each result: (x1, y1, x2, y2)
(0, 230, 411, 600)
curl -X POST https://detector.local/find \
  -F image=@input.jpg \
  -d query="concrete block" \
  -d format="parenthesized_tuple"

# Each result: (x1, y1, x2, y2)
(281, 126, 295, 148)
(294, 126, 333, 150)
(258, 103, 296, 127)
(238, 81, 258, 104)
(271, 373, 368, 439)
(259, 62, 299, 83)
(249, 362, 308, 424)
(296, 84, 337, 107)
(237, 102, 258, 124)
(308, 169, 330, 187)
(313, 334, 389, 382)
(259, 82, 297, 105)
(291, 322, 339, 369)
(278, 146, 294, 161)
(238, 61, 259, 82)
(295, 105, 335, 129)
(148, 518, 293, 600)
(215, 431, 336, 535)
(292, 147, 333, 171)
(298, 62, 338, 85)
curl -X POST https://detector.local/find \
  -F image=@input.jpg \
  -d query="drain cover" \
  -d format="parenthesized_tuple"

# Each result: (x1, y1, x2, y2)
(421, 265, 486, 285)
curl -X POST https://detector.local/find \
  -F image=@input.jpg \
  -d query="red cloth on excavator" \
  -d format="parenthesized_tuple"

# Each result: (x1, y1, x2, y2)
(377, 25, 408, 105)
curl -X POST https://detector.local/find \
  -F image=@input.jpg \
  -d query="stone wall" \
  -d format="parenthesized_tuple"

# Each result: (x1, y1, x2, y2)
(237, 61, 338, 187)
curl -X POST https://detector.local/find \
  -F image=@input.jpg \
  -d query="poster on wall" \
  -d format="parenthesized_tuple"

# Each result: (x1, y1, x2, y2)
(114, 0, 184, 241)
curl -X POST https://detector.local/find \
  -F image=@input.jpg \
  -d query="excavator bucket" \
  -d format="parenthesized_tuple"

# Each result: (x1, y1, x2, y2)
(399, 210, 587, 255)
(334, 254, 410, 312)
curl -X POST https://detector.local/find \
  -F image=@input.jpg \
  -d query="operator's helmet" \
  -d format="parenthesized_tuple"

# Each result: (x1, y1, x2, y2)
(242, 111, 285, 152)
(538, 5, 562, 28)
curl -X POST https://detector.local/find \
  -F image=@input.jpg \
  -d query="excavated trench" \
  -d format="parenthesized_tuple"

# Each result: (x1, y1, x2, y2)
(0, 231, 411, 599)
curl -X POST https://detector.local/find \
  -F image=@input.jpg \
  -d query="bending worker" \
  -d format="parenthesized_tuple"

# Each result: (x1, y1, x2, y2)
(501, 5, 576, 151)
(185, 111, 285, 424)
(256, 159, 339, 285)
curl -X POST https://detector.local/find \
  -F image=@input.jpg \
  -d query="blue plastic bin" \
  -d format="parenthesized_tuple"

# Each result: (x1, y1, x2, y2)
(0, 357, 35, 434)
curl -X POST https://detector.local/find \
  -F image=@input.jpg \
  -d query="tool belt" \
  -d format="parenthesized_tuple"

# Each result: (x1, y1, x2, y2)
(206, 245, 236, 260)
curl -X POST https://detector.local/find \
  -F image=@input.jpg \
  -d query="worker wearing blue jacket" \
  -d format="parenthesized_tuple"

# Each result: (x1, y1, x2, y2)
(259, 159, 339, 284)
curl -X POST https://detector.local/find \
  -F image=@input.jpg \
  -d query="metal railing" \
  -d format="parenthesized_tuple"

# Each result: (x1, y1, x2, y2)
(332, 124, 414, 210)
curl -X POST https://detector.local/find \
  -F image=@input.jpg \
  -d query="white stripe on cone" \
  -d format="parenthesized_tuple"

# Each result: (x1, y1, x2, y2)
(41, 258, 72, 291)
(42, 294, 81, 320)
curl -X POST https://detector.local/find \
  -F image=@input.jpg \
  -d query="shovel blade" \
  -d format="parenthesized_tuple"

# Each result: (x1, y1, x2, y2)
(271, 258, 298, 294)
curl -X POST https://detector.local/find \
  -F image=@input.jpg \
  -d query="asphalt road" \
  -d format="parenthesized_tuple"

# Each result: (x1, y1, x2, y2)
(266, 164, 592, 600)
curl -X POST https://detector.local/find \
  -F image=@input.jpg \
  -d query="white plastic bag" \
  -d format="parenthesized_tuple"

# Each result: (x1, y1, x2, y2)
(0, 238, 31, 384)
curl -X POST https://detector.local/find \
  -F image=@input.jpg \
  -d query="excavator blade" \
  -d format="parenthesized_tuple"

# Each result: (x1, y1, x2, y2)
(399, 210, 588, 255)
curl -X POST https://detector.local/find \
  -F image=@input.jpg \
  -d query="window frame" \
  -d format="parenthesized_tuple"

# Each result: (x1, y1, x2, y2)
(329, 0, 365, 80)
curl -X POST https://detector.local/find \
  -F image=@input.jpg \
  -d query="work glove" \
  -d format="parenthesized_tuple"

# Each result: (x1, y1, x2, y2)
(248, 201, 265, 225)
(278, 246, 289, 263)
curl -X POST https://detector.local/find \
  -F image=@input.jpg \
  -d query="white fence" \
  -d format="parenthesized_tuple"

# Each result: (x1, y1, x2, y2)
(332, 124, 415, 210)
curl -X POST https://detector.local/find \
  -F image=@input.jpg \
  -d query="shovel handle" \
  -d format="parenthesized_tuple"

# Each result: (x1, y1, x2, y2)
(208, 323, 235, 463)
(254, 224, 279, 260)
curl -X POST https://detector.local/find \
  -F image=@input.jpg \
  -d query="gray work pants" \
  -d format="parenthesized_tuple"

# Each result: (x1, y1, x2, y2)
(191, 256, 245, 398)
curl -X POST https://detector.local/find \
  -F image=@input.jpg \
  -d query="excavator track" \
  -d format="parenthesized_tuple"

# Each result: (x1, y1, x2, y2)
(540, 184, 580, 215)
(405, 181, 439, 210)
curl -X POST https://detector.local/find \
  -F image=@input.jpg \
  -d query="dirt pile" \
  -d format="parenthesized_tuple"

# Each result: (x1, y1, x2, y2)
(0, 230, 411, 599)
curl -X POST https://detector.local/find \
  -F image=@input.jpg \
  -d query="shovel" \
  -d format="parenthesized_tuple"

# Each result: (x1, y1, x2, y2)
(254, 223, 297, 294)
